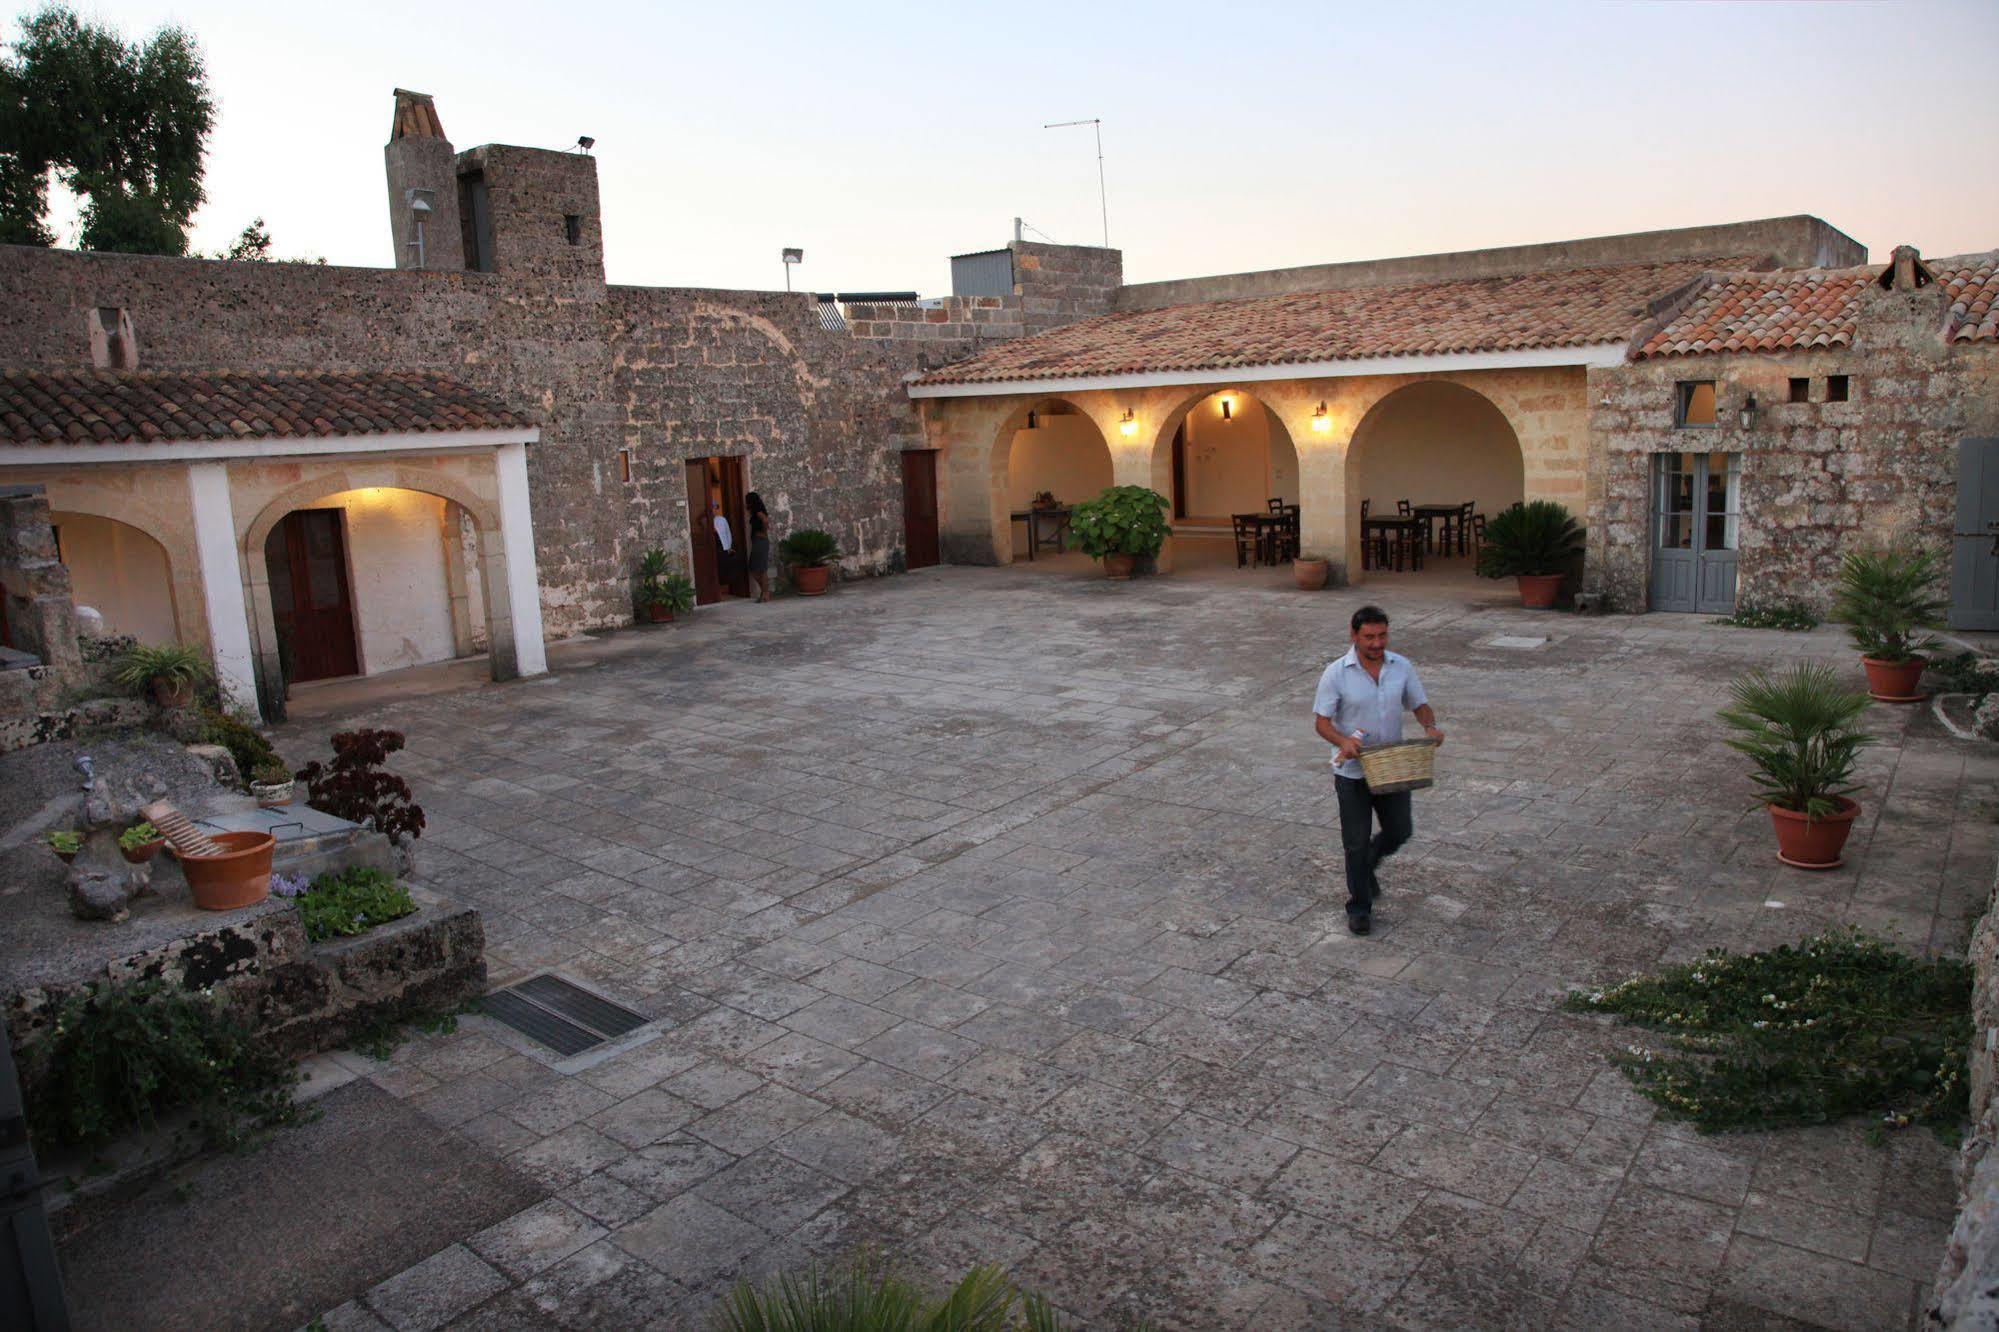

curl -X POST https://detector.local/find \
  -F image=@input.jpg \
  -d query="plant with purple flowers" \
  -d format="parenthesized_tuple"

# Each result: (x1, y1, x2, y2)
(270, 872, 309, 899)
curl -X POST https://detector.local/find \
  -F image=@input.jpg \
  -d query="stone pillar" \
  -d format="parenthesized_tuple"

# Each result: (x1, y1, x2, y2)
(491, 443, 547, 679)
(0, 484, 82, 677)
(186, 463, 261, 718)
(440, 500, 477, 656)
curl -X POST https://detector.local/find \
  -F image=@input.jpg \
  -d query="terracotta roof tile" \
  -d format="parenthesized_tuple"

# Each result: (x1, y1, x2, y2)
(1635, 267, 1877, 360)
(915, 258, 1738, 386)
(0, 370, 531, 446)
(1939, 252, 1999, 344)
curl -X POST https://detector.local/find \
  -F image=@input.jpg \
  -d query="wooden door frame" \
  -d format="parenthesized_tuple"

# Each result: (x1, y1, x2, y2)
(685, 459, 721, 605)
(272, 507, 362, 681)
(901, 448, 940, 570)
(717, 455, 750, 599)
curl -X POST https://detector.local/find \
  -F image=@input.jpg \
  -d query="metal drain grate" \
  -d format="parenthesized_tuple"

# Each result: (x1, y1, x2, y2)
(480, 974, 649, 1056)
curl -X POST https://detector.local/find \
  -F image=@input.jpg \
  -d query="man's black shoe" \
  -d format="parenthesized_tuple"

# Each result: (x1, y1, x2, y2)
(1348, 913, 1371, 936)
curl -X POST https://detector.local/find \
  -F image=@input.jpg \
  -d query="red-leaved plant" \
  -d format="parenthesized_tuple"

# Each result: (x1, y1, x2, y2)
(296, 728, 426, 845)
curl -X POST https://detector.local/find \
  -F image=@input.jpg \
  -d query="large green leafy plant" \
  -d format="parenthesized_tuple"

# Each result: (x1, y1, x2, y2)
(636, 548, 695, 612)
(1064, 485, 1170, 561)
(1717, 663, 1873, 816)
(779, 529, 839, 568)
(1474, 500, 1585, 578)
(1832, 545, 1947, 663)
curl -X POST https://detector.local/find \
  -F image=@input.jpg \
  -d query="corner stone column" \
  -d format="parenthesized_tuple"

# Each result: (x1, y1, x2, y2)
(186, 462, 261, 718)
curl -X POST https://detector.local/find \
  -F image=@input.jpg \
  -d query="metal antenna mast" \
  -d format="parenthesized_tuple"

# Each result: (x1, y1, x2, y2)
(1043, 118, 1108, 248)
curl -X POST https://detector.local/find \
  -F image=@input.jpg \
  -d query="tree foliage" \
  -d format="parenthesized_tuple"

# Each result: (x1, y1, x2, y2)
(0, 4, 213, 253)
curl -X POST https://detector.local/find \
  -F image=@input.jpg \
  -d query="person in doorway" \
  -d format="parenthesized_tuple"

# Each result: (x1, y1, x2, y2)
(745, 491, 771, 603)
(711, 500, 735, 586)
(1312, 605, 1444, 935)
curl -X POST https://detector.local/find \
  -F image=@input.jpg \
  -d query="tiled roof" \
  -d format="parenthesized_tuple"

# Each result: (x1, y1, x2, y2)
(0, 370, 531, 445)
(1939, 253, 1999, 344)
(914, 258, 1735, 386)
(1635, 267, 1877, 359)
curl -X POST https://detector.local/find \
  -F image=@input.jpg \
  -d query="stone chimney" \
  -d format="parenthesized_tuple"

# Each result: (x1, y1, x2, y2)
(385, 89, 465, 271)
(1879, 244, 1933, 292)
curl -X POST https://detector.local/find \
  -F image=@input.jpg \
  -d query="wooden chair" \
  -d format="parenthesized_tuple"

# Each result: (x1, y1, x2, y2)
(1279, 504, 1301, 561)
(1396, 498, 1412, 516)
(1469, 512, 1487, 550)
(1453, 501, 1475, 556)
(1230, 514, 1261, 568)
(1359, 499, 1384, 571)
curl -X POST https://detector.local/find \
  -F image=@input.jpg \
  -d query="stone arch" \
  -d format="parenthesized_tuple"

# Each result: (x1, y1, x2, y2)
(1143, 385, 1302, 526)
(1342, 379, 1525, 577)
(987, 396, 1113, 564)
(237, 464, 513, 718)
(48, 509, 182, 645)
(38, 491, 204, 647)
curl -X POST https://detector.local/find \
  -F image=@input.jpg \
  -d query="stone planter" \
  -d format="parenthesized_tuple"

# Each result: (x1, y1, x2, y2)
(793, 565, 831, 596)
(1515, 574, 1564, 609)
(1768, 796, 1860, 870)
(1294, 558, 1330, 590)
(1103, 553, 1137, 581)
(1861, 655, 1926, 703)
(250, 778, 295, 808)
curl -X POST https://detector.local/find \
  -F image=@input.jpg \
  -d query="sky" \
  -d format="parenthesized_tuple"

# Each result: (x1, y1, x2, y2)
(24, 0, 1999, 294)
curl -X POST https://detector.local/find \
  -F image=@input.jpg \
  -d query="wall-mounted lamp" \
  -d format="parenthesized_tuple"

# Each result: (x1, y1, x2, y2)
(1118, 409, 1138, 438)
(1311, 400, 1331, 433)
(1220, 396, 1233, 422)
(1738, 393, 1757, 430)
(1026, 411, 1039, 431)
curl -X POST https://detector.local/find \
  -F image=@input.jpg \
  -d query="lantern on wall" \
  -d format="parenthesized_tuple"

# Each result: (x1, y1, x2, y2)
(1118, 409, 1138, 437)
(1737, 393, 1757, 430)
(1311, 401, 1331, 433)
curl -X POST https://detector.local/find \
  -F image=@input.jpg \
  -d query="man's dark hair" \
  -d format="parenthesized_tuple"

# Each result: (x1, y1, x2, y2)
(1351, 605, 1390, 633)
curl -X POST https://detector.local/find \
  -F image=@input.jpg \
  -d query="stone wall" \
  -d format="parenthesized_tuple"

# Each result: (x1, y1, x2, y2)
(842, 295, 1023, 345)
(1934, 864, 1999, 1326)
(1587, 285, 1999, 612)
(1009, 240, 1122, 333)
(0, 484, 81, 678)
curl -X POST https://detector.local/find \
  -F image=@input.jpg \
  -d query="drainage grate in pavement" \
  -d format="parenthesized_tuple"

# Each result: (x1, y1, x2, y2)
(480, 974, 649, 1056)
(1486, 634, 1550, 650)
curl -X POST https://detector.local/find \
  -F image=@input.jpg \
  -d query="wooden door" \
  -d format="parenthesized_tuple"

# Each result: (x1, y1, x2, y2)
(902, 449, 939, 569)
(1951, 439, 1999, 629)
(685, 460, 721, 605)
(268, 509, 359, 681)
(1171, 425, 1187, 519)
(717, 455, 749, 598)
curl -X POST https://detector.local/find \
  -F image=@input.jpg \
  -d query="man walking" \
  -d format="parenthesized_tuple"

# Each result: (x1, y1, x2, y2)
(1312, 605, 1444, 935)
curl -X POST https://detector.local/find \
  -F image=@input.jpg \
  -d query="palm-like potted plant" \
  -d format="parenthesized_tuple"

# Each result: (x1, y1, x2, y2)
(1719, 663, 1874, 869)
(110, 642, 208, 708)
(1065, 485, 1170, 580)
(637, 549, 695, 622)
(1475, 500, 1585, 608)
(780, 529, 839, 595)
(1831, 545, 1948, 702)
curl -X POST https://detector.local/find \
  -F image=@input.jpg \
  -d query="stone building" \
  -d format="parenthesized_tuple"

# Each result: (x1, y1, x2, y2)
(1, 87, 1995, 727)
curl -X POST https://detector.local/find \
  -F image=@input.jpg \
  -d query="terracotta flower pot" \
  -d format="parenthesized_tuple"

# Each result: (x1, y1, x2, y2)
(1515, 574, 1564, 609)
(1860, 655, 1926, 703)
(645, 603, 673, 623)
(1768, 797, 1860, 870)
(152, 677, 194, 709)
(52, 848, 77, 865)
(1294, 558, 1330, 591)
(120, 838, 165, 865)
(793, 565, 831, 596)
(1103, 552, 1137, 581)
(174, 830, 276, 911)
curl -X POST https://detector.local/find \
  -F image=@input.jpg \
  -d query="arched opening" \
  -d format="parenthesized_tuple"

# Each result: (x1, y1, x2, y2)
(993, 398, 1113, 567)
(49, 511, 178, 643)
(1148, 388, 1301, 573)
(1345, 381, 1524, 581)
(259, 487, 486, 685)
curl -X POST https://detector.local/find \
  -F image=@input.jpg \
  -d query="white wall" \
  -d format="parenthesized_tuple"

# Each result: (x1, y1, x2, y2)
(1180, 395, 1298, 518)
(1006, 414, 1114, 510)
(1349, 383, 1524, 525)
(299, 488, 461, 675)
(52, 512, 178, 644)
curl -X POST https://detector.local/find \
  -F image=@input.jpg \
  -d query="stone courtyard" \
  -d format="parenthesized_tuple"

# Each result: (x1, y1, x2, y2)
(261, 566, 1998, 1331)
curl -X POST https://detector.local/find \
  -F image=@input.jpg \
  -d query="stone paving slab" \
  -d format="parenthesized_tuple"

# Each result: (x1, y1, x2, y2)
(262, 565, 1999, 1330)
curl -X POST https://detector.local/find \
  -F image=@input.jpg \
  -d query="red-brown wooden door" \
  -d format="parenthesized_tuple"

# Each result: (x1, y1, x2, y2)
(266, 509, 359, 681)
(902, 449, 939, 570)
(686, 460, 722, 605)
(717, 455, 749, 598)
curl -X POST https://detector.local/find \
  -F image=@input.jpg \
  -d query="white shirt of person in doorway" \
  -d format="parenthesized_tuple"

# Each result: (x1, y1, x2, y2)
(712, 507, 733, 552)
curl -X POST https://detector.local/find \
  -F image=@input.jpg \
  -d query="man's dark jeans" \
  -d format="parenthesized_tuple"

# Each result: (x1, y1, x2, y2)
(1335, 773, 1412, 918)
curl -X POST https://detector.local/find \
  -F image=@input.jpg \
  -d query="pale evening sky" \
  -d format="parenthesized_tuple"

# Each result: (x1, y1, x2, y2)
(26, 0, 1999, 294)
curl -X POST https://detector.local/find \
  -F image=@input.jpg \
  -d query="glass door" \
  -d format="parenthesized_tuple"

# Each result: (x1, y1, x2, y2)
(1649, 452, 1740, 613)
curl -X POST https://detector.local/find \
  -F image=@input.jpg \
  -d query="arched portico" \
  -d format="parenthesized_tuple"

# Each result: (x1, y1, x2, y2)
(992, 398, 1114, 564)
(1342, 381, 1526, 579)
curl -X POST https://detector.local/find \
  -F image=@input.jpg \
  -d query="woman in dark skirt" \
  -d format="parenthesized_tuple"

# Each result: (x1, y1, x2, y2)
(745, 491, 772, 602)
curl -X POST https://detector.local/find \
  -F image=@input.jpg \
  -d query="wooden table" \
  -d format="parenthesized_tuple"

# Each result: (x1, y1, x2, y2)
(1410, 504, 1464, 555)
(1232, 512, 1288, 567)
(1010, 507, 1070, 560)
(1362, 516, 1424, 571)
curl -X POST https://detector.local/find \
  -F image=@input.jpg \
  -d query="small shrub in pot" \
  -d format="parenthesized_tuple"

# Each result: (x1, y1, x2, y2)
(1832, 544, 1947, 702)
(1064, 485, 1170, 580)
(1475, 500, 1584, 608)
(1718, 662, 1873, 869)
(780, 529, 839, 595)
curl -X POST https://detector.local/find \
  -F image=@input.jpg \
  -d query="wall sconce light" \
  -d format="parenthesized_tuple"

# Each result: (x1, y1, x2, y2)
(1026, 411, 1038, 431)
(1311, 401, 1331, 433)
(1220, 397, 1233, 422)
(1118, 409, 1138, 437)
(1738, 393, 1757, 430)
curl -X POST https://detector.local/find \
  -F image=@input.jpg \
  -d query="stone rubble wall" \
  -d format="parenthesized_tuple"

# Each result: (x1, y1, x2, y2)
(1935, 861, 1999, 1326)
(1586, 285, 1999, 613)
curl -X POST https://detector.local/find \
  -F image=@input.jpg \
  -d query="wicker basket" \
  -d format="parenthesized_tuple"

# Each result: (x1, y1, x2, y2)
(1357, 738, 1438, 794)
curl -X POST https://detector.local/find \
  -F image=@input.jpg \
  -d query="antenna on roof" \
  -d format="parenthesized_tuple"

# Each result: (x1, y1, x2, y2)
(1043, 118, 1108, 249)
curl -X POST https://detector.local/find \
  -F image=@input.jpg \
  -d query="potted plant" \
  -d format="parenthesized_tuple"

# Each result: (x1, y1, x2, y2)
(46, 830, 81, 864)
(1719, 663, 1874, 870)
(110, 642, 209, 708)
(637, 549, 696, 622)
(118, 821, 165, 864)
(1831, 545, 1948, 702)
(248, 759, 295, 807)
(1031, 490, 1060, 510)
(780, 530, 840, 596)
(1475, 501, 1585, 608)
(1065, 485, 1170, 580)
(1294, 551, 1331, 591)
